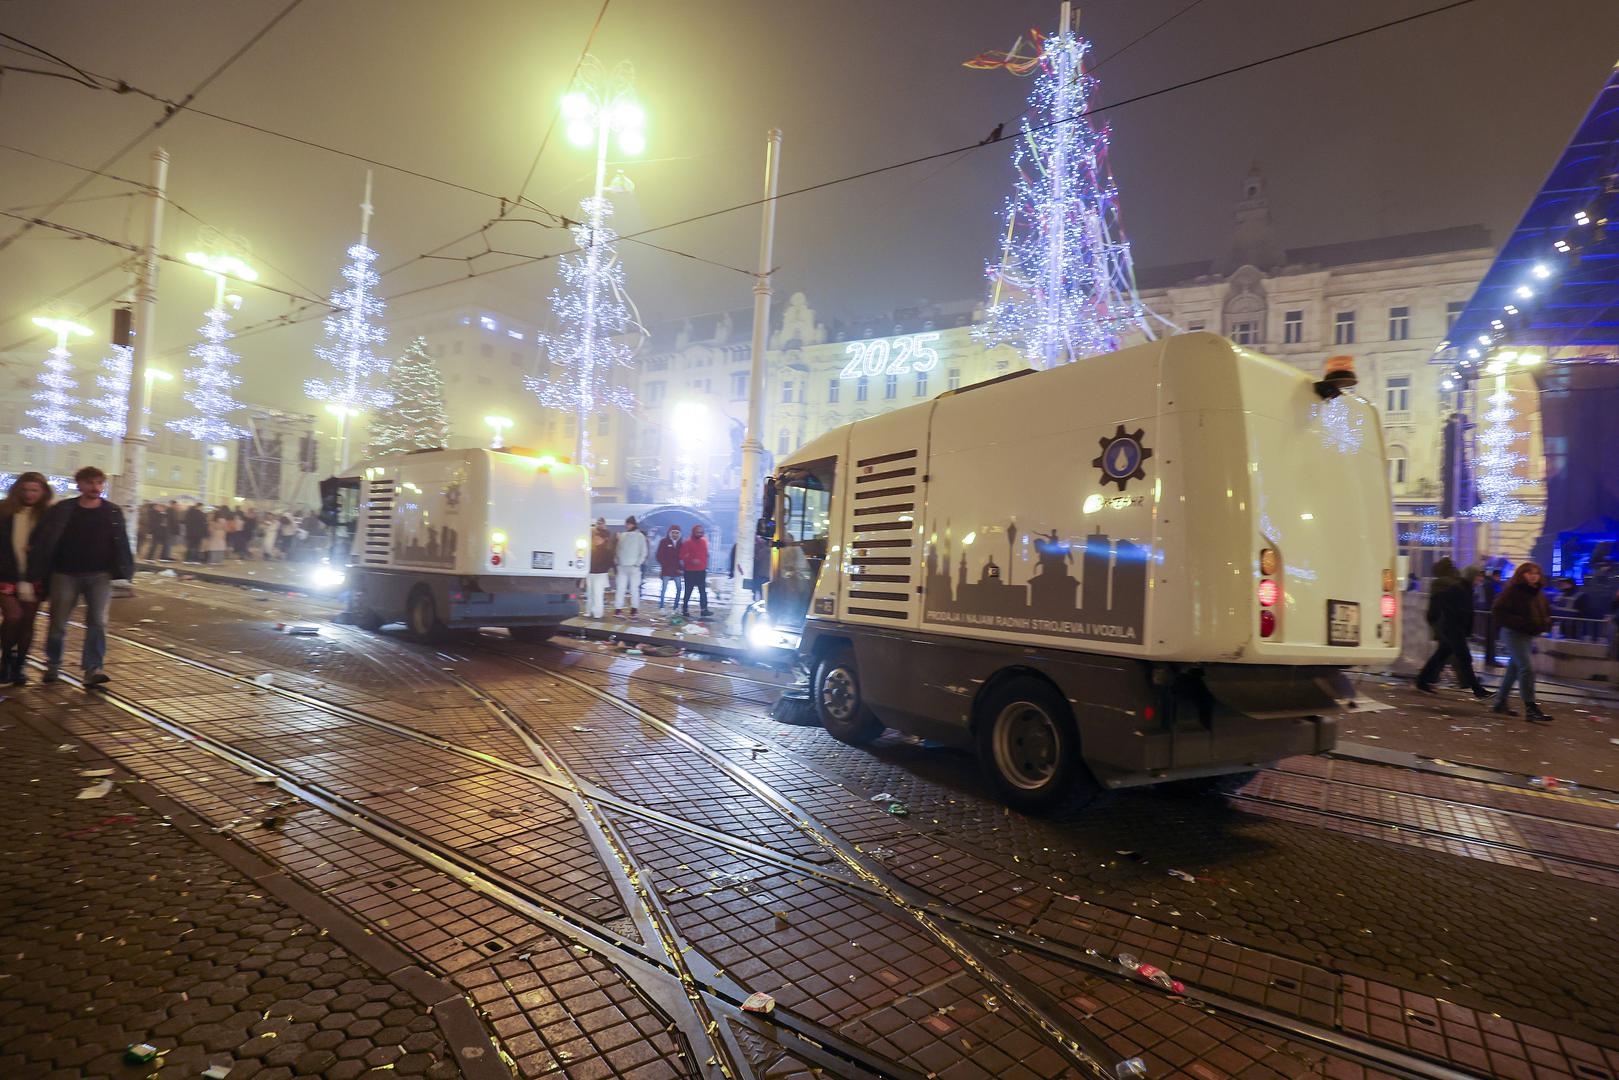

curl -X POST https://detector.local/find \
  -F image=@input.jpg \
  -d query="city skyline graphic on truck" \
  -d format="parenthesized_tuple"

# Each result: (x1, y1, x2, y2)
(393, 480, 462, 569)
(922, 522, 1148, 643)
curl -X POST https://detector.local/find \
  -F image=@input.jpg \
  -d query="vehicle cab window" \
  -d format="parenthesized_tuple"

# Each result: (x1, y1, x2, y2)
(768, 459, 835, 627)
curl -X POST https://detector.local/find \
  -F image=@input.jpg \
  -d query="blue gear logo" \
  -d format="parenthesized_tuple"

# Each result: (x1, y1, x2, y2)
(1092, 425, 1152, 491)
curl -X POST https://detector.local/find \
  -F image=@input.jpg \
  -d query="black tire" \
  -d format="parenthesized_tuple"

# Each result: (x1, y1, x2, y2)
(508, 626, 558, 643)
(406, 588, 447, 643)
(975, 676, 1100, 816)
(812, 645, 885, 745)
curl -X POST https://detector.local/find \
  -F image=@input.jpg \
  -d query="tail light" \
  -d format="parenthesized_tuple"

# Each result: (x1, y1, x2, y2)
(1380, 594, 1397, 619)
(1258, 547, 1280, 638)
(1380, 565, 1397, 640)
(490, 528, 508, 567)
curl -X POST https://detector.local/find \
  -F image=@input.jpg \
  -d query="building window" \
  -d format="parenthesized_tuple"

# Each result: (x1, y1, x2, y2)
(947, 368, 962, 391)
(827, 379, 840, 404)
(169, 465, 181, 482)
(1387, 446, 1408, 489)
(645, 380, 665, 405)
(1385, 374, 1410, 414)
(646, 356, 669, 372)
(914, 371, 929, 397)
(856, 376, 869, 402)
(479, 343, 494, 359)
(453, 340, 463, 355)
(690, 378, 711, 394)
(1446, 301, 1465, 332)
(776, 430, 790, 455)
(1187, 322, 1205, 332)
(565, 415, 576, 434)
(1388, 306, 1410, 341)
(781, 380, 795, 404)
(1231, 321, 1257, 345)
(1333, 311, 1356, 345)
(597, 414, 609, 434)
(884, 373, 898, 399)
(510, 351, 522, 365)
(1283, 310, 1303, 344)
(731, 372, 748, 399)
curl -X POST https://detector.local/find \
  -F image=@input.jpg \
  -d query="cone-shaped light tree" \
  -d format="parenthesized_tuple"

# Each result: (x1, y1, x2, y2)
(20, 315, 92, 444)
(975, 15, 1147, 367)
(365, 337, 450, 457)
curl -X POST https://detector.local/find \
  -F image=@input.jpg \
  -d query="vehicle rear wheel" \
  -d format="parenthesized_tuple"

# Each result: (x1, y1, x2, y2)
(813, 645, 884, 745)
(406, 588, 447, 643)
(976, 676, 1099, 815)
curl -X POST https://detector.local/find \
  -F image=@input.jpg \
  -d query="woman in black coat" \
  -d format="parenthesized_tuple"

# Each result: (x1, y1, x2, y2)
(0, 472, 54, 684)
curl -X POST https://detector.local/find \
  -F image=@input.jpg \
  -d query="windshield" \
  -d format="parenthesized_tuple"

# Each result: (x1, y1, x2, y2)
(767, 458, 835, 628)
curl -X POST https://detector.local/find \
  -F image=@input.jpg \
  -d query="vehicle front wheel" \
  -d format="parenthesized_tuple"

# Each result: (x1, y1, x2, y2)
(406, 588, 447, 643)
(976, 676, 1099, 816)
(812, 645, 885, 745)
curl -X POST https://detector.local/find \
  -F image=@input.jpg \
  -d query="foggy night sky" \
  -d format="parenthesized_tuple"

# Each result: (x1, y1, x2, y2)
(2, 0, 1617, 414)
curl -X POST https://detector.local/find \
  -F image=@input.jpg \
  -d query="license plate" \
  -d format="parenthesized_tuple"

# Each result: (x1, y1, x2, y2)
(531, 551, 554, 570)
(1327, 600, 1361, 646)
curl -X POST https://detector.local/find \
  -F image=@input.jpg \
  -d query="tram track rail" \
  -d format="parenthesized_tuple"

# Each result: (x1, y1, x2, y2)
(65, 609, 1591, 1078)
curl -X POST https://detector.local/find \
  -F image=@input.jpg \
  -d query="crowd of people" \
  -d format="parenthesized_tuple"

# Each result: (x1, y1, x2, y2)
(585, 516, 714, 621)
(135, 501, 328, 565)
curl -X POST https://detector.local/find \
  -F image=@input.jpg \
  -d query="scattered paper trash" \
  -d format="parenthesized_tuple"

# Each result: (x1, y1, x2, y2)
(79, 768, 115, 778)
(1167, 869, 1197, 883)
(870, 792, 894, 802)
(1117, 952, 1185, 993)
(76, 779, 114, 800)
(885, 802, 909, 817)
(158, 569, 177, 577)
(277, 623, 320, 635)
(1115, 1059, 1148, 1078)
(251, 674, 274, 687)
(202, 1064, 233, 1079)
(57, 743, 75, 752)
(741, 991, 776, 1014)
(571, 725, 593, 732)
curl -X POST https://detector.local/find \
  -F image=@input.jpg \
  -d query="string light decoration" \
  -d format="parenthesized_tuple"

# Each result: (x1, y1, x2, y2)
(973, 20, 1148, 367)
(1470, 373, 1534, 522)
(20, 315, 91, 444)
(305, 175, 391, 441)
(365, 337, 450, 457)
(527, 194, 636, 469)
(169, 300, 248, 446)
(82, 344, 133, 440)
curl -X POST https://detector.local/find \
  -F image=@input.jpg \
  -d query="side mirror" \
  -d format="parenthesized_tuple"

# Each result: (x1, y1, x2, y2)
(757, 477, 777, 539)
(755, 515, 775, 540)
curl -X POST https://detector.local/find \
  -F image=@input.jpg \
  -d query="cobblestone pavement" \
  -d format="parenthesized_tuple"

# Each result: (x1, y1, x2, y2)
(0, 706, 470, 1080)
(17, 574, 1619, 1080)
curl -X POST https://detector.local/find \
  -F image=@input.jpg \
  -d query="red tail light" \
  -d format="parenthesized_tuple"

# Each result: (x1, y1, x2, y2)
(1260, 609, 1276, 637)
(1257, 580, 1279, 607)
(1380, 594, 1396, 619)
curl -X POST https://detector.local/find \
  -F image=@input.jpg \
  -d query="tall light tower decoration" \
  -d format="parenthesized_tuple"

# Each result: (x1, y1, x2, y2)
(170, 244, 256, 506)
(305, 172, 390, 472)
(83, 342, 133, 441)
(526, 56, 643, 473)
(970, 3, 1149, 368)
(1470, 356, 1535, 552)
(20, 313, 93, 444)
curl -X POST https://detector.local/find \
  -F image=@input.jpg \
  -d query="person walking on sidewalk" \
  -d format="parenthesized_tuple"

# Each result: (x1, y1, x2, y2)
(1490, 561, 1554, 722)
(655, 525, 683, 609)
(1415, 559, 1488, 699)
(144, 501, 172, 561)
(613, 515, 648, 617)
(183, 502, 208, 563)
(259, 513, 281, 560)
(32, 466, 133, 687)
(205, 510, 230, 564)
(0, 472, 53, 685)
(679, 523, 711, 619)
(586, 518, 615, 620)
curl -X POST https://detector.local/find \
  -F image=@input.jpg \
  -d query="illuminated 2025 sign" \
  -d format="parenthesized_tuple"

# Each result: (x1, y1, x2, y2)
(837, 332, 941, 380)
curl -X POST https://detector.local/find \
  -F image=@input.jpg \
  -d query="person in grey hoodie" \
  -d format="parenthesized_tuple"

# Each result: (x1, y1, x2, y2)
(613, 515, 649, 617)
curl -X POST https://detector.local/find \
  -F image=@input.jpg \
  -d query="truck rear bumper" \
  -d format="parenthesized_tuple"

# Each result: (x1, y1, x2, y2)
(448, 576, 580, 627)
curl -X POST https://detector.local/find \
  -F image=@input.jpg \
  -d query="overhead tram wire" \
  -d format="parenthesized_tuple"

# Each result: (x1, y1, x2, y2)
(88, 0, 1491, 353)
(511, 0, 613, 213)
(0, 0, 306, 257)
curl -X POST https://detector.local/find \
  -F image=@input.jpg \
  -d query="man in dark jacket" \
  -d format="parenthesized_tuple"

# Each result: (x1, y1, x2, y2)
(1478, 567, 1503, 667)
(1416, 558, 1488, 698)
(183, 503, 208, 562)
(31, 466, 134, 686)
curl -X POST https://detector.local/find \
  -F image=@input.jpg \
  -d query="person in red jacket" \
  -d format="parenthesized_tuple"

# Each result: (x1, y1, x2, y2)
(678, 524, 711, 619)
(1490, 561, 1553, 722)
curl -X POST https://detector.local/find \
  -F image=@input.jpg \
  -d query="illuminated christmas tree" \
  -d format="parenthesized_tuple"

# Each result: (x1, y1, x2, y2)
(365, 337, 450, 457)
(1471, 375, 1533, 522)
(169, 302, 247, 447)
(20, 316, 89, 444)
(82, 344, 133, 441)
(527, 195, 636, 470)
(974, 18, 1147, 367)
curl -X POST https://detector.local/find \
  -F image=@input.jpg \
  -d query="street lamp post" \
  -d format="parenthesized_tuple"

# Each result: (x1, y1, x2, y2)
(325, 404, 359, 471)
(484, 415, 513, 449)
(120, 146, 168, 540)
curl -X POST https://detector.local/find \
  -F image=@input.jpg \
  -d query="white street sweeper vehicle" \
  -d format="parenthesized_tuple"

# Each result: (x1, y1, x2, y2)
(750, 332, 1399, 812)
(326, 447, 590, 641)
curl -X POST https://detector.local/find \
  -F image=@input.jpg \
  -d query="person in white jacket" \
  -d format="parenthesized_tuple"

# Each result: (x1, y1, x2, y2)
(613, 515, 649, 618)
